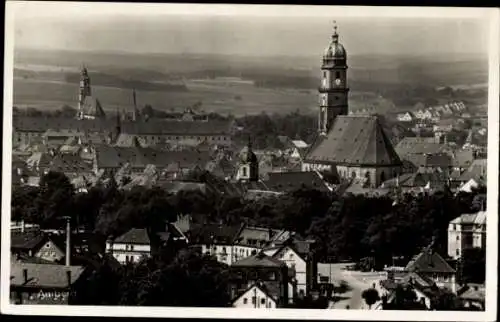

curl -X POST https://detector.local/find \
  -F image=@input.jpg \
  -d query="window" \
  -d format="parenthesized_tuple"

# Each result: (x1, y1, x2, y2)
(252, 297, 256, 304)
(130, 256, 134, 263)
(242, 167, 247, 177)
(243, 298, 248, 304)
(130, 245, 134, 251)
(125, 255, 129, 263)
(456, 249, 460, 256)
(456, 236, 459, 241)
(336, 71, 341, 79)
(261, 298, 266, 305)
(323, 71, 327, 78)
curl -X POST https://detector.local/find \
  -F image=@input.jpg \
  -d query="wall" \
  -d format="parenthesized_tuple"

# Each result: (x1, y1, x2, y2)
(34, 240, 64, 263)
(232, 286, 277, 308)
(200, 244, 259, 266)
(107, 242, 151, 264)
(274, 247, 307, 296)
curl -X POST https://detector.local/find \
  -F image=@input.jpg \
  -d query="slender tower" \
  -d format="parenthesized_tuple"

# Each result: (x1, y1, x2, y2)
(77, 65, 92, 119)
(318, 21, 349, 135)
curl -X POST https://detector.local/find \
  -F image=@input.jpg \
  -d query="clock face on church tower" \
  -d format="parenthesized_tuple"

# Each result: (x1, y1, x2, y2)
(335, 78, 341, 86)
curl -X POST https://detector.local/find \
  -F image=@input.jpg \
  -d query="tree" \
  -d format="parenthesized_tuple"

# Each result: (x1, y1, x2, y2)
(461, 247, 486, 284)
(430, 289, 463, 311)
(35, 171, 75, 228)
(384, 285, 427, 310)
(117, 249, 231, 306)
(361, 288, 380, 309)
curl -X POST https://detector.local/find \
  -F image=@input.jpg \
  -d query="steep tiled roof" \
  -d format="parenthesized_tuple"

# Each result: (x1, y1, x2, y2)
(405, 248, 455, 274)
(13, 116, 233, 136)
(120, 119, 233, 135)
(395, 137, 448, 157)
(11, 231, 47, 251)
(264, 171, 330, 193)
(381, 168, 447, 189)
(450, 211, 486, 225)
(10, 261, 85, 288)
(49, 154, 93, 173)
(81, 96, 106, 118)
(94, 145, 211, 170)
(188, 224, 243, 245)
(305, 115, 402, 166)
(458, 159, 487, 182)
(407, 153, 452, 168)
(114, 228, 150, 245)
(232, 252, 286, 268)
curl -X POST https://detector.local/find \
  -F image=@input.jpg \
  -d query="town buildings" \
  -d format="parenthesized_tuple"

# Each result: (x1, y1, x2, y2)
(301, 24, 403, 187)
(447, 211, 486, 260)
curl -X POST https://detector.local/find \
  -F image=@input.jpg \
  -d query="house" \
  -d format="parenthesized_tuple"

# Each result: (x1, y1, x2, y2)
(456, 159, 487, 184)
(396, 112, 414, 122)
(10, 260, 87, 304)
(380, 167, 449, 194)
(106, 225, 188, 264)
(405, 242, 457, 293)
(377, 275, 435, 310)
(457, 178, 486, 193)
(11, 231, 65, 263)
(188, 224, 246, 266)
(232, 282, 279, 308)
(448, 211, 486, 260)
(457, 284, 485, 310)
(229, 252, 290, 307)
(263, 238, 317, 298)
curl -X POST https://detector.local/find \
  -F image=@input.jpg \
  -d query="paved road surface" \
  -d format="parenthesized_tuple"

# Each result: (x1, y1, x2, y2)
(318, 263, 385, 310)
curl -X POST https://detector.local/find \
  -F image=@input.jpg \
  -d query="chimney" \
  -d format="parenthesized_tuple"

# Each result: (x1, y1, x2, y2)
(66, 270, 72, 287)
(23, 268, 28, 283)
(65, 217, 71, 267)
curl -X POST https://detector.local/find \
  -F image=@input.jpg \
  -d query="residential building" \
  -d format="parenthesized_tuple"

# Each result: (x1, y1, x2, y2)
(457, 284, 485, 310)
(396, 112, 414, 122)
(11, 231, 64, 263)
(106, 225, 187, 264)
(229, 252, 290, 307)
(232, 283, 279, 308)
(10, 261, 87, 304)
(405, 243, 457, 293)
(263, 238, 317, 298)
(448, 211, 486, 260)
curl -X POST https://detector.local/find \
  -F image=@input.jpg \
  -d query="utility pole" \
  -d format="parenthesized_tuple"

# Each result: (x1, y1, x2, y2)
(63, 216, 71, 267)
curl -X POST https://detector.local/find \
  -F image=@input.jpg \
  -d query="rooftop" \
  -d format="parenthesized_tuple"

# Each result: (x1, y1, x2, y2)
(305, 115, 402, 166)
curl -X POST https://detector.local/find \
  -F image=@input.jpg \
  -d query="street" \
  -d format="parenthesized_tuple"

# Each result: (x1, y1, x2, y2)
(318, 263, 386, 310)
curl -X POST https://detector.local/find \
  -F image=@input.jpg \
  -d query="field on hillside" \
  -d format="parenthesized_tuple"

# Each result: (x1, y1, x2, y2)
(11, 49, 488, 117)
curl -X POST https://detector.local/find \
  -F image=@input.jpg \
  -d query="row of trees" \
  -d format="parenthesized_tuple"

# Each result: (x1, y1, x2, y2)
(12, 171, 486, 272)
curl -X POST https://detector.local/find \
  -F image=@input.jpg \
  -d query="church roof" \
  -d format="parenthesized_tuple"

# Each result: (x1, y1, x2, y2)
(81, 96, 106, 118)
(305, 115, 402, 166)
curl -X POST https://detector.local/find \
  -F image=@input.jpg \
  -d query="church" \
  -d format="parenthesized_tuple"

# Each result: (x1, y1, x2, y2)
(301, 23, 402, 187)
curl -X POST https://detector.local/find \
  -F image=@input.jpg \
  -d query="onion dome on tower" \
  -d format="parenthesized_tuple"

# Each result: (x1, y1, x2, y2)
(324, 22, 346, 60)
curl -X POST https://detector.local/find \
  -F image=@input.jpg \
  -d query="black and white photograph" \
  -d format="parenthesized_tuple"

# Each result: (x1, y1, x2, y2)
(1, 2, 498, 321)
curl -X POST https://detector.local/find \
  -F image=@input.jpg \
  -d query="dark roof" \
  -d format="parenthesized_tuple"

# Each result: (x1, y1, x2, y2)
(11, 231, 47, 251)
(264, 171, 330, 193)
(188, 224, 243, 245)
(10, 261, 85, 288)
(94, 145, 211, 169)
(457, 159, 487, 182)
(13, 116, 233, 136)
(120, 119, 233, 135)
(381, 169, 448, 189)
(114, 228, 150, 245)
(406, 153, 452, 168)
(81, 97, 106, 118)
(395, 137, 448, 157)
(405, 248, 455, 274)
(305, 115, 402, 166)
(232, 252, 286, 268)
(49, 154, 93, 173)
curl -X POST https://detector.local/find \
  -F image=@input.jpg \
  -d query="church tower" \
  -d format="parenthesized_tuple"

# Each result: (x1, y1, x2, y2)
(236, 138, 259, 182)
(77, 65, 92, 119)
(318, 21, 349, 135)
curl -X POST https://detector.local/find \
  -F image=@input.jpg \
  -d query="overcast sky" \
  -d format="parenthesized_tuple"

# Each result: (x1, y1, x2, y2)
(10, 2, 491, 58)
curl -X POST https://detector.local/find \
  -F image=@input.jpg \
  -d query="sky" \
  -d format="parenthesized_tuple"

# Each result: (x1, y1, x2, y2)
(9, 2, 491, 58)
